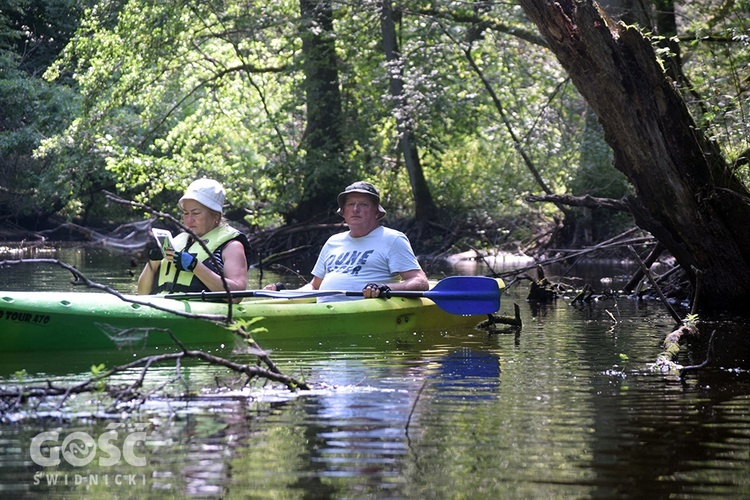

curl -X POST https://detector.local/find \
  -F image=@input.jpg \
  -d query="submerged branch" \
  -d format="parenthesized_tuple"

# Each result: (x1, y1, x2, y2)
(680, 329, 717, 378)
(0, 329, 309, 416)
(628, 245, 683, 325)
(494, 227, 653, 279)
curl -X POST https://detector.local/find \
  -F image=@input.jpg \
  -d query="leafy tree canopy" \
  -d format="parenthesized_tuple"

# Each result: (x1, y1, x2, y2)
(0, 0, 746, 252)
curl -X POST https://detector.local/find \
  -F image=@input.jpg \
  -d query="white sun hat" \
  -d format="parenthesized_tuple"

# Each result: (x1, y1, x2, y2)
(179, 178, 225, 213)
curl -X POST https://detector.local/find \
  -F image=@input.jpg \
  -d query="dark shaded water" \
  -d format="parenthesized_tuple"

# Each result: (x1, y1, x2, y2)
(1, 247, 750, 498)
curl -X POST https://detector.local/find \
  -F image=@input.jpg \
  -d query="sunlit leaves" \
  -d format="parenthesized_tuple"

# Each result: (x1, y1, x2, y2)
(673, 0, 750, 168)
(10, 0, 747, 233)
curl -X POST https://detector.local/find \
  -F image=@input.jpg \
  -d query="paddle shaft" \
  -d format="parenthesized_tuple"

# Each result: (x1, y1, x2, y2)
(164, 276, 501, 315)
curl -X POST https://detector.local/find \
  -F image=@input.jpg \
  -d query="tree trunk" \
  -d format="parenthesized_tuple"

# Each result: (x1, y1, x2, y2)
(379, 0, 438, 222)
(295, 0, 346, 221)
(518, 0, 750, 317)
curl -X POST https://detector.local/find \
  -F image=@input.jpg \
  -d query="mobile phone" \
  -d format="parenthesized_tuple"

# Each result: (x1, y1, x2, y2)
(151, 228, 176, 257)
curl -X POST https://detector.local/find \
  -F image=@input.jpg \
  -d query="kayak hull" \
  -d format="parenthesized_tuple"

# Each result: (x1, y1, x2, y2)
(0, 282, 503, 353)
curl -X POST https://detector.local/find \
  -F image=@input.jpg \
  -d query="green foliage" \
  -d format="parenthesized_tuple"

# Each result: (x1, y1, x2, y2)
(40, 0, 550, 226)
(1, 0, 83, 77)
(333, 0, 580, 221)
(230, 317, 268, 348)
(0, 41, 82, 219)
(41, 0, 301, 225)
(1, 0, 747, 244)
(90, 362, 108, 391)
(683, 313, 699, 327)
(567, 107, 634, 242)
(229, 316, 267, 334)
(0, 0, 107, 222)
(668, 1, 749, 174)
(90, 362, 107, 376)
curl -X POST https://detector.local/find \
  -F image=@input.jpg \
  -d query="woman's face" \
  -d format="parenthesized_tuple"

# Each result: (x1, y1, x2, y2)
(181, 199, 220, 237)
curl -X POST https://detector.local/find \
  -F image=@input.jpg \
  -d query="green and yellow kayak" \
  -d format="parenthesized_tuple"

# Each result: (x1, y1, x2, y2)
(0, 277, 504, 352)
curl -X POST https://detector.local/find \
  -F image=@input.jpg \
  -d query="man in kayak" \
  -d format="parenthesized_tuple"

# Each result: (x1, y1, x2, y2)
(137, 179, 252, 301)
(267, 181, 429, 299)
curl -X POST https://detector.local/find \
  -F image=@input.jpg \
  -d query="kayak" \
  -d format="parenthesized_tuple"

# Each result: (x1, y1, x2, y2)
(0, 277, 504, 353)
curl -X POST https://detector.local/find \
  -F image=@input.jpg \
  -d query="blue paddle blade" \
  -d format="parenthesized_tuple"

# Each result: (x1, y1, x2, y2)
(424, 276, 501, 315)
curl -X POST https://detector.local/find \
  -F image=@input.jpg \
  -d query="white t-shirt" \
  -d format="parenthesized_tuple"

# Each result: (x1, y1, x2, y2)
(311, 226, 421, 300)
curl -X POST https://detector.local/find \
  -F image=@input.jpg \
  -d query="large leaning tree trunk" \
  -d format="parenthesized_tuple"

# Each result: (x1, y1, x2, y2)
(518, 0, 750, 317)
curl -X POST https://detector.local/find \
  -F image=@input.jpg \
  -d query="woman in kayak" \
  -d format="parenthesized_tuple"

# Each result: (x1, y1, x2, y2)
(137, 179, 252, 301)
(266, 181, 428, 300)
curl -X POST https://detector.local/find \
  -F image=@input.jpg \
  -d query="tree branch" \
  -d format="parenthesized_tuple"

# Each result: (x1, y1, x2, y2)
(1, 329, 309, 416)
(526, 193, 629, 211)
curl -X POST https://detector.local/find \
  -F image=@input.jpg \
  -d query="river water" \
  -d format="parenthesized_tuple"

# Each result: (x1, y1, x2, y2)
(1, 247, 749, 498)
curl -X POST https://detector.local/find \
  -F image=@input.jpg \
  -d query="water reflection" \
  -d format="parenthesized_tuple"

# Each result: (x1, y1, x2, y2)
(427, 348, 500, 401)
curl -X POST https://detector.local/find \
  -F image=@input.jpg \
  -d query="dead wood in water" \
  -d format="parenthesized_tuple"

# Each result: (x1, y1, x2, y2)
(679, 329, 717, 378)
(623, 242, 666, 294)
(479, 303, 523, 330)
(494, 228, 654, 281)
(0, 329, 310, 415)
(527, 276, 558, 301)
(629, 245, 683, 325)
(570, 284, 594, 304)
(650, 323, 699, 374)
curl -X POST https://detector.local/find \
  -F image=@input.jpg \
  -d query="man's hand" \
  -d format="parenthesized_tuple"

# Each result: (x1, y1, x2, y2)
(363, 282, 391, 299)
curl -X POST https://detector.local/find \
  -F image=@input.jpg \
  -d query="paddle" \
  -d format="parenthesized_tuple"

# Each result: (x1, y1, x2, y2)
(164, 276, 501, 315)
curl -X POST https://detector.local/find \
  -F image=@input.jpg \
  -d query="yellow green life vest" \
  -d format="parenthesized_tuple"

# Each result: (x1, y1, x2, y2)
(153, 224, 246, 294)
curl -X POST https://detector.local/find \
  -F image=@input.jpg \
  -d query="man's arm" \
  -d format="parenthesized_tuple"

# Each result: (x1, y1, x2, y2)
(393, 269, 429, 291)
(363, 268, 429, 298)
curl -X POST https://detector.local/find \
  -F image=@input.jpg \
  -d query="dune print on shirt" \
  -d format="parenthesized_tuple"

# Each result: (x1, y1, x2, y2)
(323, 250, 374, 276)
